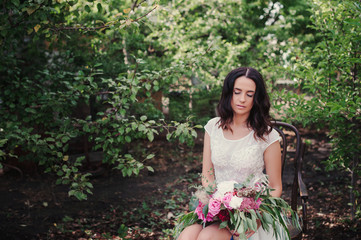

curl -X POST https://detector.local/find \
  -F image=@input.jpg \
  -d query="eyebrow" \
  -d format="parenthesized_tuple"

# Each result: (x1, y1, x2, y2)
(234, 88, 255, 92)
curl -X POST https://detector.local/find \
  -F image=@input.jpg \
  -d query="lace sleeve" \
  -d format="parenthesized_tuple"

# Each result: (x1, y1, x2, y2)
(263, 128, 281, 151)
(204, 117, 219, 137)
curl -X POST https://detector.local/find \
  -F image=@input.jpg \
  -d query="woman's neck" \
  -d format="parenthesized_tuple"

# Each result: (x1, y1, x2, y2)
(223, 115, 252, 139)
(232, 115, 249, 129)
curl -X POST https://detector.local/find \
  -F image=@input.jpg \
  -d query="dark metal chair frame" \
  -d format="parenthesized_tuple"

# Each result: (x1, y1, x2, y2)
(271, 121, 308, 238)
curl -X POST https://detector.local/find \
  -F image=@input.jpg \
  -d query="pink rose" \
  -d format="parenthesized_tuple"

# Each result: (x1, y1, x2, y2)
(240, 197, 262, 211)
(206, 213, 214, 222)
(195, 202, 206, 221)
(240, 197, 253, 211)
(255, 198, 262, 209)
(207, 198, 221, 218)
(222, 192, 234, 210)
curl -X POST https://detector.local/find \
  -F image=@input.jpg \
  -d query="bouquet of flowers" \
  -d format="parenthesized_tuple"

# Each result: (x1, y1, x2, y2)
(174, 175, 301, 240)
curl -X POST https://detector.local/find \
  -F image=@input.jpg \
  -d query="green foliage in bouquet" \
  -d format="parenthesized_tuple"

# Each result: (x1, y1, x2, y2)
(174, 176, 301, 240)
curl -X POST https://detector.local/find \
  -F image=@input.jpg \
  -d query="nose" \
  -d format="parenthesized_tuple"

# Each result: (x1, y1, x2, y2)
(239, 93, 246, 102)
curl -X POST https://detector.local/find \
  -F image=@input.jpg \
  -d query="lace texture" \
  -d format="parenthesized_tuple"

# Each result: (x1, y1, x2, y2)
(204, 117, 280, 185)
(204, 117, 284, 239)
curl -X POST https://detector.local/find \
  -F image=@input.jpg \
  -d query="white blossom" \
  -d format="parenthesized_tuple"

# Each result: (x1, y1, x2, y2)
(229, 196, 244, 209)
(213, 181, 237, 199)
(195, 189, 210, 205)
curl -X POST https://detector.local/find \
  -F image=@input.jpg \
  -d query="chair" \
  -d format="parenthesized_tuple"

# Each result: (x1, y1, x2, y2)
(271, 121, 308, 239)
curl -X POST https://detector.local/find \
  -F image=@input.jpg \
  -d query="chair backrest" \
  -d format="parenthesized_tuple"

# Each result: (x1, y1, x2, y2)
(271, 121, 308, 238)
(271, 121, 304, 211)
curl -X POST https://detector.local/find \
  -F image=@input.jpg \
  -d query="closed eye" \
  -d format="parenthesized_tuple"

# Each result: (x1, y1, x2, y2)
(234, 88, 255, 96)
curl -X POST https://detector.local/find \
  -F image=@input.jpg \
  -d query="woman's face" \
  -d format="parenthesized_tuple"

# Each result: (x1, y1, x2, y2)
(231, 76, 256, 117)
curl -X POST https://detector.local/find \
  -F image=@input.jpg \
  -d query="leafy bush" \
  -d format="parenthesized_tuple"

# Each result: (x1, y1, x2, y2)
(0, 0, 199, 200)
(191, 86, 222, 126)
(282, 0, 361, 219)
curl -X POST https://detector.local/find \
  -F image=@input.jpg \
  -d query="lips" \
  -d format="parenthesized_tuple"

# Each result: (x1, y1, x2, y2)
(236, 105, 246, 108)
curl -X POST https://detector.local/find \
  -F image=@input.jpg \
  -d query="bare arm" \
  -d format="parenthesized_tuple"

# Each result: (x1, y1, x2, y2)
(201, 132, 215, 188)
(246, 141, 282, 239)
(264, 141, 282, 198)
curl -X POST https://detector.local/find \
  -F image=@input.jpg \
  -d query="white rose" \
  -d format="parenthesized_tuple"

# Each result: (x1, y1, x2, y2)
(229, 196, 244, 209)
(212, 191, 222, 200)
(216, 181, 237, 196)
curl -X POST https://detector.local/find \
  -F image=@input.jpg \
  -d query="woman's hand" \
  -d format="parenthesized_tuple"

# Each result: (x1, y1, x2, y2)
(228, 219, 261, 239)
(245, 219, 261, 238)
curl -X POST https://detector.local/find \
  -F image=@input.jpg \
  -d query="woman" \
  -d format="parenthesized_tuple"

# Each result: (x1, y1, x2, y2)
(177, 67, 283, 240)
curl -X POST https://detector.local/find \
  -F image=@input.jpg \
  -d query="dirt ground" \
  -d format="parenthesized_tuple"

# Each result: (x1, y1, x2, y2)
(0, 129, 360, 240)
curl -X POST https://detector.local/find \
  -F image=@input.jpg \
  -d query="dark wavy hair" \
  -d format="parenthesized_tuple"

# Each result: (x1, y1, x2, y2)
(216, 67, 272, 140)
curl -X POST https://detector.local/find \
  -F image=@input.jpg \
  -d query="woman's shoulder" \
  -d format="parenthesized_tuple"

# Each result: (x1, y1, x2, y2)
(204, 117, 221, 135)
(260, 127, 281, 146)
(268, 127, 280, 137)
(253, 126, 279, 142)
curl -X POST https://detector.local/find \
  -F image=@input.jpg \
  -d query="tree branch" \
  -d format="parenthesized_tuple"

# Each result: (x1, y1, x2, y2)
(133, 5, 158, 22)
(50, 5, 158, 32)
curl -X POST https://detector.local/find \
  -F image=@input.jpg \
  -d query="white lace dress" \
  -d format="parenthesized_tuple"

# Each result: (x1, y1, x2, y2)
(204, 117, 286, 240)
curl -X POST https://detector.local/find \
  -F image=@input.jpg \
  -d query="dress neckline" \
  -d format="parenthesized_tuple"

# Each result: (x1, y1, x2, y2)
(221, 128, 254, 141)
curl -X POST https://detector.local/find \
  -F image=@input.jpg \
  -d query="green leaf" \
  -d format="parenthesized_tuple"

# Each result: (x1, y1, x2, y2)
(133, 168, 139, 175)
(25, 108, 36, 114)
(138, 124, 146, 131)
(61, 136, 70, 143)
(202, 204, 208, 218)
(97, 3, 102, 12)
(191, 130, 197, 138)
(262, 211, 273, 224)
(127, 168, 132, 176)
(83, 124, 90, 132)
(344, 18, 361, 26)
(85, 5, 91, 13)
(146, 166, 154, 172)
(12, 0, 20, 6)
(147, 132, 154, 142)
(246, 217, 254, 231)
(166, 133, 172, 141)
(74, 191, 87, 200)
(219, 221, 228, 229)
(27, 7, 38, 15)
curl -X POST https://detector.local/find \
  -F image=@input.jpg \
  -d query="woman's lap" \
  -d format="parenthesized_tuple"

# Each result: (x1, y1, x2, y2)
(177, 223, 232, 240)
(177, 224, 202, 240)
